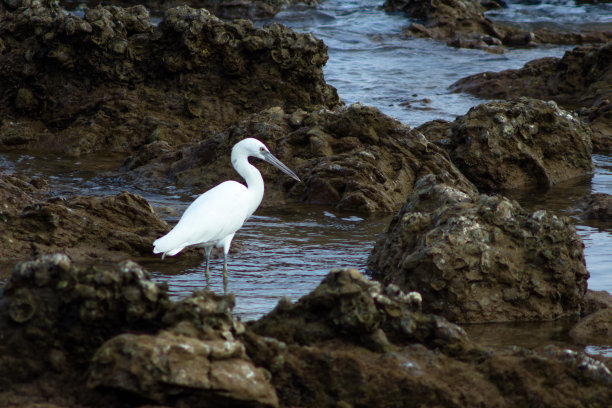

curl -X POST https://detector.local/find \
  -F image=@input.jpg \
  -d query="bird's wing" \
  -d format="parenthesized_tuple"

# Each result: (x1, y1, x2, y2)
(153, 181, 249, 254)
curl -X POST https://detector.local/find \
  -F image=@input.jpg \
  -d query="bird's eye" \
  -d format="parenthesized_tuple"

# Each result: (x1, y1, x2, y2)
(260, 147, 265, 153)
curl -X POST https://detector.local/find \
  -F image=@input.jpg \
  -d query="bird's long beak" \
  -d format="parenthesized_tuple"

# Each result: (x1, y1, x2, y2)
(262, 151, 301, 182)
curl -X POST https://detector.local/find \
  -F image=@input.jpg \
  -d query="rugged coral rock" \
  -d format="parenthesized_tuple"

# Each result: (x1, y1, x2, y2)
(245, 268, 611, 408)
(89, 290, 279, 407)
(125, 104, 477, 212)
(0, 0, 340, 155)
(0, 172, 170, 263)
(367, 175, 589, 323)
(420, 98, 593, 191)
(0, 254, 277, 407)
(450, 43, 612, 153)
(63, 0, 318, 20)
(1, 257, 611, 407)
(384, 0, 612, 52)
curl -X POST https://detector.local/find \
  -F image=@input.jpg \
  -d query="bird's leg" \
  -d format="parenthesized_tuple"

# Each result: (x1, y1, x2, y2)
(223, 251, 229, 293)
(204, 246, 212, 282)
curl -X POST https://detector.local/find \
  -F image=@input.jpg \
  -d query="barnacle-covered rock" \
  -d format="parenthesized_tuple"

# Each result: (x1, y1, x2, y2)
(0, 1, 340, 155)
(0, 174, 171, 263)
(88, 330, 279, 407)
(367, 175, 589, 323)
(248, 268, 473, 355)
(243, 268, 612, 408)
(421, 98, 593, 191)
(385, 0, 612, 52)
(125, 104, 476, 212)
(0, 254, 169, 381)
(450, 43, 612, 154)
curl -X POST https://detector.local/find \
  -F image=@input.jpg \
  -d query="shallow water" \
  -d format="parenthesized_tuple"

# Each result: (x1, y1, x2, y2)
(1, 0, 612, 354)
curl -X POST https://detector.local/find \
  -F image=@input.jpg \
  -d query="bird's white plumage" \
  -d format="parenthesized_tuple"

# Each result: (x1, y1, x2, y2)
(152, 181, 250, 256)
(152, 138, 300, 283)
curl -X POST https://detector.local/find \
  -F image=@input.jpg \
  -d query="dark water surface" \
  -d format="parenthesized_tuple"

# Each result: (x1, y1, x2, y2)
(1, 0, 611, 355)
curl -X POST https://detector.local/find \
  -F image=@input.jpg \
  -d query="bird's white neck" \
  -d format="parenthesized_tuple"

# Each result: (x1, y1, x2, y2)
(232, 154, 265, 217)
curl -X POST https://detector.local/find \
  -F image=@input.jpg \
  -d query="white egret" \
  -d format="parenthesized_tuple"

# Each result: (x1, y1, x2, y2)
(153, 138, 300, 288)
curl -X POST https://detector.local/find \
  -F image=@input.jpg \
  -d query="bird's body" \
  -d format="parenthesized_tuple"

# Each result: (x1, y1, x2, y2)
(153, 138, 300, 287)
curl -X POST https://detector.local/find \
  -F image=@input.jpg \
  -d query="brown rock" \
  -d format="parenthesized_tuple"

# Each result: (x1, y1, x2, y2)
(125, 104, 477, 212)
(88, 331, 278, 407)
(385, 0, 612, 51)
(451, 43, 612, 154)
(0, 173, 170, 262)
(569, 309, 612, 345)
(367, 175, 589, 323)
(0, 1, 340, 155)
(578, 193, 612, 220)
(427, 98, 593, 191)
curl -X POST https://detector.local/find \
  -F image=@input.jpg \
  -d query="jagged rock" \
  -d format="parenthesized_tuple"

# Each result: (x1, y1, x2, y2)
(248, 268, 471, 355)
(88, 330, 278, 407)
(420, 98, 593, 191)
(0, 253, 277, 406)
(0, 173, 170, 262)
(450, 43, 612, 154)
(384, 0, 612, 52)
(62, 0, 319, 20)
(0, 254, 169, 382)
(0, 1, 340, 155)
(124, 104, 477, 212)
(367, 175, 589, 323)
(244, 268, 611, 408)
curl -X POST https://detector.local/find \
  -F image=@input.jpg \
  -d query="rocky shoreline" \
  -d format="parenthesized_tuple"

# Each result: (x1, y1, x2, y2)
(1, 0, 612, 406)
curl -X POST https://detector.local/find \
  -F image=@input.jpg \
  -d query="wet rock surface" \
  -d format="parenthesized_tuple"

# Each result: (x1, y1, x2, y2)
(385, 0, 612, 52)
(450, 43, 612, 153)
(64, 0, 318, 20)
(0, 172, 170, 264)
(421, 98, 594, 191)
(0, 254, 278, 407)
(0, 256, 610, 407)
(245, 269, 611, 407)
(126, 104, 476, 212)
(0, 0, 340, 155)
(367, 175, 589, 323)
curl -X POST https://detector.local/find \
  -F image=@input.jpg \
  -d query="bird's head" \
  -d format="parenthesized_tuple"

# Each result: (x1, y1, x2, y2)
(232, 138, 301, 182)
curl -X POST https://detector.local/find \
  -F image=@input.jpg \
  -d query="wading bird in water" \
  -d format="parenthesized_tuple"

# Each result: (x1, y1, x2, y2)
(153, 138, 300, 289)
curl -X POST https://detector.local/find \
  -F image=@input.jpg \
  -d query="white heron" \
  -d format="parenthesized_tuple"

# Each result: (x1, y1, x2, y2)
(153, 138, 300, 287)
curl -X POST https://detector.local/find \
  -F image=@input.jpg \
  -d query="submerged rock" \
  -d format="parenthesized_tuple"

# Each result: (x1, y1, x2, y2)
(125, 104, 477, 212)
(569, 309, 612, 346)
(577, 193, 612, 221)
(385, 0, 612, 52)
(367, 175, 589, 323)
(0, 1, 340, 155)
(0, 172, 170, 263)
(421, 98, 594, 191)
(450, 43, 612, 153)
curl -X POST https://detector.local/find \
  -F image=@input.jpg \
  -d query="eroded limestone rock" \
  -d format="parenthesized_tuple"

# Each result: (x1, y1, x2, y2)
(0, 0, 340, 155)
(421, 98, 593, 191)
(450, 43, 612, 153)
(367, 175, 589, 323)
(125, 104, 477, 212)
(0, 173, 170, 262)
